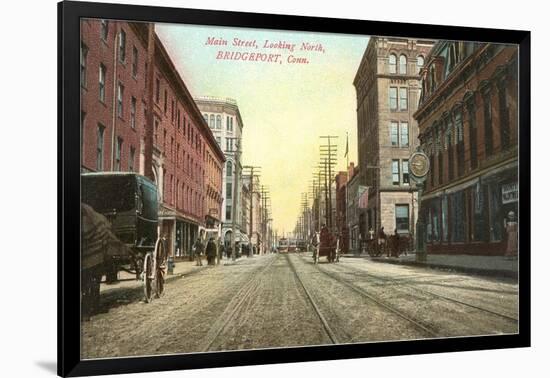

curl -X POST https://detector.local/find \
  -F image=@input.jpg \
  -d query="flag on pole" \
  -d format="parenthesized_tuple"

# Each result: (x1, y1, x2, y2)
(344, 132, 349, 158)
(358, 185, 369, 209)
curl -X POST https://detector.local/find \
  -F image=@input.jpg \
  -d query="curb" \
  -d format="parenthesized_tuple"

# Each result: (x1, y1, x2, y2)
(368, 257, 518, 279)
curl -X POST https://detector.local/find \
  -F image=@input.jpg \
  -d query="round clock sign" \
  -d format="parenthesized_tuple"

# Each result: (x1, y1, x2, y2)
(409, 151, 430, 179)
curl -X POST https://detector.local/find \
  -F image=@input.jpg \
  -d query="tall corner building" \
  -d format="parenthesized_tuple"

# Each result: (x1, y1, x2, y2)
(195, 96, 246, 247)
(353, 37, 434, 240)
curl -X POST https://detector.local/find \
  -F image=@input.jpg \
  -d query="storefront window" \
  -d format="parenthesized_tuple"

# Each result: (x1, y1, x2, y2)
(395, 205, 409, 233)
(451, 191, 465, 242)
(473, 183, 485, 241)
(441, 196, 448, 242)
(430, 200, 440, 242)
(489, 183, 503, 242)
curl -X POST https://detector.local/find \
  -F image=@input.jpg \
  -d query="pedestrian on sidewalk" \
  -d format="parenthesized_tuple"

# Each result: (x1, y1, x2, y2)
(226, 244, 232, 260)
(378, 227, 387, 257)
(391, 229, 401, 258)
(206, 237, 216, 266)
(235, 242, 241, 258)
(218, 241, 224, 264)
(192, 237, 204, 266)
(504, 211, 518, 260)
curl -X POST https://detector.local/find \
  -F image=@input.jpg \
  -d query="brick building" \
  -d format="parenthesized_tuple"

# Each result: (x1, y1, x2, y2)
(80, 20, 225, 259)
(345, 163, 362, 253)
(415, 42, 518, 255)
(353, 37, 433, 240)
(335, 169, 350, 253)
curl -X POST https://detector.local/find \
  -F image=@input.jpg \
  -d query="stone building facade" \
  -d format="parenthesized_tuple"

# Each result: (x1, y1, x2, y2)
(241, 174, 262, 252)
(353, 37, 433, 240)
(335, 169, 350, 253)
(415, 42, 518, 255)
(195, 97, 245, 248)
(80, 20, 225, 259)
(345, 164, 362, 253)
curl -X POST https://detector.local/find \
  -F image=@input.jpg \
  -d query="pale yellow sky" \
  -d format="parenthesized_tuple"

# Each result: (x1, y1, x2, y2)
(156, 23, 369, 233)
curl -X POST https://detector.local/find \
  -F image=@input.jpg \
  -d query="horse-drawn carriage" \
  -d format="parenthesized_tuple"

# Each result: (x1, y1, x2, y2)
(365, 232, 412, 257)
(81, 172, 167, 316)
(313, 226, 339, 264)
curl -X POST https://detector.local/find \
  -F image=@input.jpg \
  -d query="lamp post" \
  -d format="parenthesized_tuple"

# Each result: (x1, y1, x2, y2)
(409, 148, 430, 263)
(227, 137, 241, 262)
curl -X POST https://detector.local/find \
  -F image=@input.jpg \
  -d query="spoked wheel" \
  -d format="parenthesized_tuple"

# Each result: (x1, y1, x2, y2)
(143, 252, 154, 303)
(154, 238, 167, 298)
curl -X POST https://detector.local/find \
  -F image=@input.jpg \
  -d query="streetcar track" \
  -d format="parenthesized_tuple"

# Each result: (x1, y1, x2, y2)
(199, 254, 279, 352)
(329, 260, 519, 323)
(338, 269, 517, 295)
(285, 254, 340, 344)
(134, 259, 271, 355)
(298, 257, 440, 338)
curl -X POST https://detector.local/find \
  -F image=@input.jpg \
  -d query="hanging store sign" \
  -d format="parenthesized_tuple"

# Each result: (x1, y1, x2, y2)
(501, 182, 518, 204)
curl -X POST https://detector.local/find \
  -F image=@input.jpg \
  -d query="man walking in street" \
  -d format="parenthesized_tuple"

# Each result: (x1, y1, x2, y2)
(192, 237, 204, 266)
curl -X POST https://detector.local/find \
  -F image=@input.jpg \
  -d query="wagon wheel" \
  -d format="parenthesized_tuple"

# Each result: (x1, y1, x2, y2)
(143, 252, 154, 303)
(154, 238, 167, 298)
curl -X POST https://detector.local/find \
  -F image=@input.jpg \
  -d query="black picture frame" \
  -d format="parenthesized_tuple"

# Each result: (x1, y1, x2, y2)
(58, 1, 531, 376)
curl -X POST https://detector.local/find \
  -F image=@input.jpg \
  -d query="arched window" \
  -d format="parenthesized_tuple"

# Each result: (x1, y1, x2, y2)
(399, 55, 407, 74)
(209, 114, 215, 129)
(417, 56, 424, 73)
(226, 161, 232, 177)
(216, 115, 221, 129)
(389, 54, 397, 74)
(203, 113, 208, 124)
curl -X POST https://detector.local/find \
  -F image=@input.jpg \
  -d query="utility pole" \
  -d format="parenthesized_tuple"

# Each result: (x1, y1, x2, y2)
(320, 135, 338, 232)
(301, 192, 308, 241)
(260, 186, 270, 254)
(243, 165, 261, 253)
(228, 137, 241, 262)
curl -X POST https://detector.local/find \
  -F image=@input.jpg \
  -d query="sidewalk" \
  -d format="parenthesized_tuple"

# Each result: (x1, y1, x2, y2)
(342, 252, 519, 279)
(100, 256, 241, 294)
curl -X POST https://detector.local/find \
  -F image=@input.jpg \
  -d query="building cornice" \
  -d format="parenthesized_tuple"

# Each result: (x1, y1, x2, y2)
(153, 35, 226, 163)
(194, 96, 244, 131)
(414, 44, 501, 123)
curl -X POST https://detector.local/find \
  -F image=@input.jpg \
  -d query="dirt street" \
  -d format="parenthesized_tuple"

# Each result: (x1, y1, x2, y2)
(81, 253, 518, 359)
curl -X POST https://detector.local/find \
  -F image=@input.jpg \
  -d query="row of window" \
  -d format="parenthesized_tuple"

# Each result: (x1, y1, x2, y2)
(157, 85, 204, 154)
(81, 42, 139, 131)
(99, 21, 131, 66)
(170, 174, 204, 216)
(91, 122, 136, 173)
(81, 26, 139, 88)
(202, 113, 235, 132)
(425, 181, 510, 245)
(424, 78, 512, 189)
(389, 87, 408, 111)
(391, 159, 410, 186)
(420, 42, 480, 109)
(390, 121, 409, 147)
(388, 54, 424, 75)
(94, 27, 206, 155)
